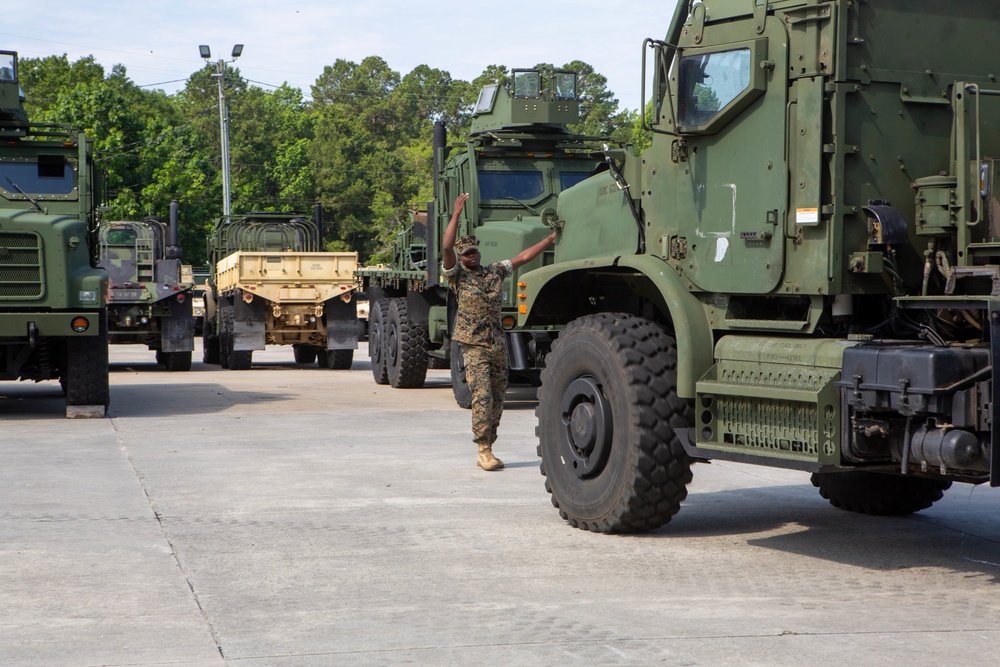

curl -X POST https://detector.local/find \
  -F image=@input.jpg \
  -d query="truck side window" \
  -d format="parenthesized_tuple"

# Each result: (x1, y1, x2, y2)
(678, 48, 751, 127)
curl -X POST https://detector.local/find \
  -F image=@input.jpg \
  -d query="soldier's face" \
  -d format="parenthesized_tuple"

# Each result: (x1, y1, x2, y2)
(459, 248, 480, 269)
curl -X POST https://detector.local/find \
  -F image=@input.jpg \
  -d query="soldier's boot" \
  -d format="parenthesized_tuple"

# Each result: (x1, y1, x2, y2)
(477, 444, 504, 471)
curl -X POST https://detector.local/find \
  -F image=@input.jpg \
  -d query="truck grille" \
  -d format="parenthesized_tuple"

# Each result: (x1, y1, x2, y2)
(0, 232, 44, 299)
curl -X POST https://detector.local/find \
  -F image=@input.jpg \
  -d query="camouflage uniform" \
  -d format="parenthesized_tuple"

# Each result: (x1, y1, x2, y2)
(444, 237, 513, 452)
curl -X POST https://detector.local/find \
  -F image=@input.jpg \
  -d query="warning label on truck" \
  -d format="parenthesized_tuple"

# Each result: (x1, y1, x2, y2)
(796, 208, 819, 225)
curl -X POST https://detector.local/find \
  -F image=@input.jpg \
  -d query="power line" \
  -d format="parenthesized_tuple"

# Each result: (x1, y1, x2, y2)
(138, 78, 190, 89)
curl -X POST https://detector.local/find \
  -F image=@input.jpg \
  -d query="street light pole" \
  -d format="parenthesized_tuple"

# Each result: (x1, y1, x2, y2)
(199, 44, 243, 217)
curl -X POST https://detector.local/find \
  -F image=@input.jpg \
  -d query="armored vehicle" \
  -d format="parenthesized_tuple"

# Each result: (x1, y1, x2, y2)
(98, 201, 195, 371)
(521, 0, 1000, 532)
(0, 50, 108, 417)
(202, 209, 359, 370)
(356, 69, 624, 405)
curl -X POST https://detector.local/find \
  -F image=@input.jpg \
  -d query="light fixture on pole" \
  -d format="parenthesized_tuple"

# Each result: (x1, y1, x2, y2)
(199, 44, 244, 217)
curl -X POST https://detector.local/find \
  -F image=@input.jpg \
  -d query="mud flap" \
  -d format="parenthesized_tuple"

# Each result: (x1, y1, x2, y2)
(325, 298, 359, 351)
(161, 298, 195, 353)
(233, 296, 266, 351)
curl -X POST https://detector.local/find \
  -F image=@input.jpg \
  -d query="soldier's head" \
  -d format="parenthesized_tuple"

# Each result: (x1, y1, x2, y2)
(454, 235, 480, 269)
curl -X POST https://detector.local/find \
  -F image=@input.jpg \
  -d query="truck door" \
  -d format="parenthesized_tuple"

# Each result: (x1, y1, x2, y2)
(649, 15, 789, 295)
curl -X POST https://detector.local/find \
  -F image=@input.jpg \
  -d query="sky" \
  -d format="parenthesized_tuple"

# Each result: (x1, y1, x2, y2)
(2, 0, 676, 112)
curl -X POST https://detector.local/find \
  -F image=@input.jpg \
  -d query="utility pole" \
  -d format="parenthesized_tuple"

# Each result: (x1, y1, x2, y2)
(199, 44, 243, 217)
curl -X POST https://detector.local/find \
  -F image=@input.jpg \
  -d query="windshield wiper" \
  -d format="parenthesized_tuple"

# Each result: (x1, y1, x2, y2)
(5, 177, 44, 212)
(499, 196, 539, 216)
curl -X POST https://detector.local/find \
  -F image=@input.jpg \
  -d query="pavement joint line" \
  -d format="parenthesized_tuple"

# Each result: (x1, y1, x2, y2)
(111, 416, 228, 661)
(218, 626, 1000, 661)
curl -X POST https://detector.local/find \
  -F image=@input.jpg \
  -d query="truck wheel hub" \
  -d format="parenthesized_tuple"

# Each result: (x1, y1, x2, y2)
(559, 376, 612, 478)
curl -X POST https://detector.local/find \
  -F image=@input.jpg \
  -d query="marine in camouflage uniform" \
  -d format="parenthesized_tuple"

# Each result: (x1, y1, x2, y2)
(444, 240, 514, 469)
(442, 193, 556, 471)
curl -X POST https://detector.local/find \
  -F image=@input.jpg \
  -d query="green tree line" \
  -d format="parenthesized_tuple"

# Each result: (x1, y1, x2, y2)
(19, 54, 649, 265)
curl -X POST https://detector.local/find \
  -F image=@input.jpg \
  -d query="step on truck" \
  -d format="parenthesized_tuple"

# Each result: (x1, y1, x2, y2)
(355, 69, 626, 404)
(202, 208, 359, 370)
(98, 201, 195, 371)
(0, 50, 108, 417)
(519, 0, 1000, 532)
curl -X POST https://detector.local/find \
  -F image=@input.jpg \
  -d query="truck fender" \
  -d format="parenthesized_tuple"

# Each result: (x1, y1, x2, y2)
(519, 255, 713, 398)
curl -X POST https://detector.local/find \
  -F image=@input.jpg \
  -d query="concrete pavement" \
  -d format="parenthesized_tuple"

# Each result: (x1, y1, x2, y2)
(2, 342, 999, 666)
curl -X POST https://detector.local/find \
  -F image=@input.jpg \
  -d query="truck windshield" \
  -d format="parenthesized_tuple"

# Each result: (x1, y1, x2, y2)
(478, 171, 545, 201)
(0, 53, 14, 81)
(0, 160, 76, 196)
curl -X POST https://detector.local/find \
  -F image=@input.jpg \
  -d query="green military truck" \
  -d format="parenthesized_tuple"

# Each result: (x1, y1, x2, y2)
(0, 50, 108, 417)
(98, 201, 195, 371)
(356, 69, 625, 405)
(519, 0, 1000, 532)
(202, 210, 359, 370)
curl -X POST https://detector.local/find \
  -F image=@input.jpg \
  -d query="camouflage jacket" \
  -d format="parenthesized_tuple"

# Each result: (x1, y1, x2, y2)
(443, 260, 513, 347)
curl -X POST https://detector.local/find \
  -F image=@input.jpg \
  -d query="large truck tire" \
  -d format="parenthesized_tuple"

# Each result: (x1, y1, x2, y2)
(536, 313, 693, 534)
(203, 329, 220, 365)
(810, 472, 951, 515)
(369, 299, 389, 385)
(449, 339, 472, 409)
(293, 344, 318, 364)
(385, 298, 428, 388)
(228, 346, 252, 371)
(162, 351, 192, 372)
(65, 309, 110, 413)
(318, 348, 354, 370)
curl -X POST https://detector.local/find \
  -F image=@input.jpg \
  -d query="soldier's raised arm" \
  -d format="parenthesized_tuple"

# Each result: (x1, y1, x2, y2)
(442, 193, 469, 270)
(510, 232, 556, 269)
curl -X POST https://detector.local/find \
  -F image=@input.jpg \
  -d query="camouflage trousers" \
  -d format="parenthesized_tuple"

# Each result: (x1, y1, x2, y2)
(461, 341, 508, 447)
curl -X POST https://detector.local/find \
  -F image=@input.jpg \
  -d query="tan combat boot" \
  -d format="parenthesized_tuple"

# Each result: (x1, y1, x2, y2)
(477, 444, 504, 471)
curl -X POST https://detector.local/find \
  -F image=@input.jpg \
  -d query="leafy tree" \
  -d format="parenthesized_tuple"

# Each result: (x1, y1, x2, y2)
(14, 50, 629, 266)
(18, 54, 105, 118)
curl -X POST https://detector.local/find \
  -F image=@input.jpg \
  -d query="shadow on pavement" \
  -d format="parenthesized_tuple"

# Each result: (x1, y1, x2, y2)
(108, 382, 293, 418)
(0, 384, 67, 419)
(644, 485, 1000, 584)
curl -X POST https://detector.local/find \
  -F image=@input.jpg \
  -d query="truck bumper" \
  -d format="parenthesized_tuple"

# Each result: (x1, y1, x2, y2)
(0, 311, 102, 338)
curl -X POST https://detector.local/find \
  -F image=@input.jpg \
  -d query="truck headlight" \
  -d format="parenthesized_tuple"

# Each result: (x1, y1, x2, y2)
(79, 290, 97, 303)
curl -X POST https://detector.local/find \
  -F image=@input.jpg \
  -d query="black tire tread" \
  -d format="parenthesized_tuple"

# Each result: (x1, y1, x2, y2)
(536, 313, 693, 534)
(293, 344, 318, 365)
(162, 351, 192, 372)
(369, 299, 390, 385)
(318, 348, 354, 370)
(386, 298, 428, 388)
(203, 331, 220, 364)
(811, 471, 951, 515)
